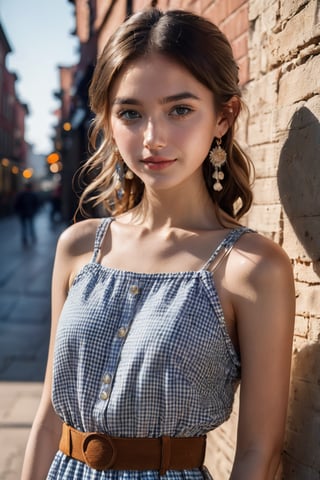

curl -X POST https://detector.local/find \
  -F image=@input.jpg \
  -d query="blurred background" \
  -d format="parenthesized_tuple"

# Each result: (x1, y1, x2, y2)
(0, 1, 319, 479)
(0, 0, 79, 222)
(0, 0, 145, 224)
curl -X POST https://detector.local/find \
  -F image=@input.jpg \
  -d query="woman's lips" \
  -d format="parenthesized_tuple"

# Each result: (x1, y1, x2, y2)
(141, 157, 176, 171)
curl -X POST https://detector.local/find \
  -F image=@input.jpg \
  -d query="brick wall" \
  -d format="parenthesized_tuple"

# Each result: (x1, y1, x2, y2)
(205, 1, 320, 478)
(97, 0, 320, 477)
(245, 1, 320, 479)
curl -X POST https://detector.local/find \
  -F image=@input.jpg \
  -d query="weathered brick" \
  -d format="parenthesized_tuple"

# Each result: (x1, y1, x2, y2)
(270, 0, 320, 64)
(248, 0, 278, 21)
(283, 215, 320, 263)
(282, 214, 316, 261)
(249, 2, 283, 73)
(247, 204, 282, 238)
(292, 334, 313, 354)
(259, 2, 280, 31)
(247, 110, 277, 145)
(252, 176, 280, 205)
(280, 0, 311, 21)
(278, 56, 320, 105)
(293, 315, 309, 338)
(276, 95, 320, 137)
(244, 143, 279, 178)
(234, 104, 249, 145)
(276, 102, 304, 135)
(245, 69, 279, 112)
(309, 318, 320, 343)
(294, 261, 320, 285)
(295, 283, 320, 317)
(237, 54, 249, 84)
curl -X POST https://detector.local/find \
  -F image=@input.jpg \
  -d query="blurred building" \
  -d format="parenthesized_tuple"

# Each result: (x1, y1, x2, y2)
(52, 0, 136, 222)
(0, 23, 29, 215)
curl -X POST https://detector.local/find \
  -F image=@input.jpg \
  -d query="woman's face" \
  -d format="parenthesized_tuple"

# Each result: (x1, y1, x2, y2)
(110, 53, 228, 192)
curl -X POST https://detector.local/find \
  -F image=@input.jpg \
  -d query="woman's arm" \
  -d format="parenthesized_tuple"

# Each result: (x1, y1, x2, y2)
(21, 220, 96, 479)
(228, 235, 295, 480)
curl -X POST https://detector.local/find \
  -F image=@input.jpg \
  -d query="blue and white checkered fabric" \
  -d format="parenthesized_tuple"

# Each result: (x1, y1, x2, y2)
(48, 218, 252, 479)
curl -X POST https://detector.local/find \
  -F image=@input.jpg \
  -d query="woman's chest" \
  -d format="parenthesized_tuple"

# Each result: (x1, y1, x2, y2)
(55, 270, 229, 371)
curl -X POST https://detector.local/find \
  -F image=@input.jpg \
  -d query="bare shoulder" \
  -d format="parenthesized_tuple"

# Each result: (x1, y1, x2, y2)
(227, 230, 294, 290)
(57, 218, 102, 258)
(226, 231, 295, 347)
(52, 218, 104, 292)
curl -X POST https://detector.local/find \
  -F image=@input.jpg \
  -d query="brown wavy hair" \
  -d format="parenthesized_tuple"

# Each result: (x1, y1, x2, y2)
(77, 8, 253, 220)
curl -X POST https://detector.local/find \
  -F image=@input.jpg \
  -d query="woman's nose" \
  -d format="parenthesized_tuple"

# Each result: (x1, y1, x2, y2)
(143, 118, 166, 150)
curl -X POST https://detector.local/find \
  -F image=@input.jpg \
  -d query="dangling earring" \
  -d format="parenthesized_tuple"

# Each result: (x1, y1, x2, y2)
(114, 166, 123, 191)
(113, 144, 134, 181)
(113, 145, 124, 191)
(124, 168, 134, 180)
(209, 138, 227, 192)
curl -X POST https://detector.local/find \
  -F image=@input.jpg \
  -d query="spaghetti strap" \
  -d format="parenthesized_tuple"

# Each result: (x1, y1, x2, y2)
(202, 226, 254, 272)
(90, 217, 114, 263)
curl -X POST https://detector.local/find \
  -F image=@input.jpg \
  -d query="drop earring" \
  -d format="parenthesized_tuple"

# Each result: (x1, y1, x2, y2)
(113, 145, 124, 191)
(124, 168, 134, 180)
(209, 138, 227, 192)
(113, 144, 134, 181)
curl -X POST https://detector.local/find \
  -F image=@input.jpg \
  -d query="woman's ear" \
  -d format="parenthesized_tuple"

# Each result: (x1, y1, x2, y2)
(216, 96, 241, 137)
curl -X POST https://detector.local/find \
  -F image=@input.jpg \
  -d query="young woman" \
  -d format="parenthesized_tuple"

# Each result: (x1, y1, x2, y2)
(22, 8, 295, 480)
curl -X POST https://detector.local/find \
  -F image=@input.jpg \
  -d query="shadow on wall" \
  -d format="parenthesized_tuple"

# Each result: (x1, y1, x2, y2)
(277, 107, 320, 275)
(277, 107, 320, 478)
(279, 343, 320, 479)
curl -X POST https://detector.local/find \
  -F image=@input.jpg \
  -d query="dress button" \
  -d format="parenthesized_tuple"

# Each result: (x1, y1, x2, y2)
(129, 285, 140, 295)
(102, 373, 112, 384)
(100, 390, 110, 400)
(117, 326, 128, 338)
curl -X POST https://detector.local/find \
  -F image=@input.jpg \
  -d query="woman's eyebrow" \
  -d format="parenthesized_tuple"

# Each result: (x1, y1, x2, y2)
(112, 97, 141, 106)
(161, 92, 200, 104)
(112, 92, 200, 106)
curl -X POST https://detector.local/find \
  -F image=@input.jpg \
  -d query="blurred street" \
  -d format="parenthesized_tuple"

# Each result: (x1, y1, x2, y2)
(0, 207, 66, 479)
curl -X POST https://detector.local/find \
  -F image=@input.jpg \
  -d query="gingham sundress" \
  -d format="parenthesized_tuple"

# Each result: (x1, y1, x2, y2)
(48, 217, 251, 479)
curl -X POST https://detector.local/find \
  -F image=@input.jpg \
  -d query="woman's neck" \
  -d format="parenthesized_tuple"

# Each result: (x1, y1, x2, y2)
(126, 181, 222, 232)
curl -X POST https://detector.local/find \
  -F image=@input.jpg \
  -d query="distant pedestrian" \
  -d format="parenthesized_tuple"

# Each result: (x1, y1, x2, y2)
(14, 182, 39, 246)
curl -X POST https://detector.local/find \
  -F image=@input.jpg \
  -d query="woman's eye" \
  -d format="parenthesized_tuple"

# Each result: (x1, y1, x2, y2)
(170, 106, 193, 117)
(118, 110, 141, 120)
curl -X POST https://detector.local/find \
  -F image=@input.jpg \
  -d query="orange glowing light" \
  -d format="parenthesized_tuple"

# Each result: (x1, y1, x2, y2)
(22, 168, 33, 179)
(1, 158, 10, 167)
(47, 152, 60, 164)
(50, 162, 63, 173)
(63, 122, 72, 132)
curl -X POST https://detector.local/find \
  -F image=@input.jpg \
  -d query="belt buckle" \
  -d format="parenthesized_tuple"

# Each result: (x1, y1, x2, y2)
(82, 433, 116, 470)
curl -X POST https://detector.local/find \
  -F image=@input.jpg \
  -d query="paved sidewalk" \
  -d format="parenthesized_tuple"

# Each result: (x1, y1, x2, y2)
(0, 209, 66, 479)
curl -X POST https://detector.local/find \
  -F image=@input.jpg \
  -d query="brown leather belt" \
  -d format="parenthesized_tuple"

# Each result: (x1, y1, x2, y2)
(59, 423, 206, 474)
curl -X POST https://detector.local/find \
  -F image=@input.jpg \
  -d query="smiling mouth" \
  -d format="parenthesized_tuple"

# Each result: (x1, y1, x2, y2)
(141, 157, 176, 170)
